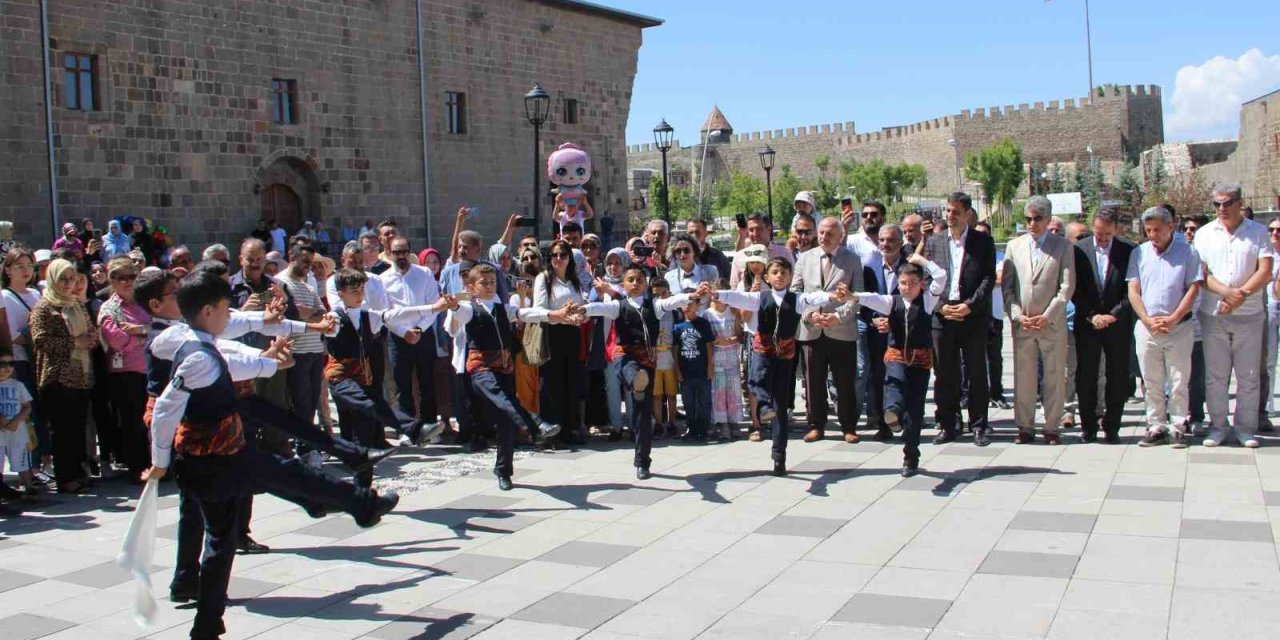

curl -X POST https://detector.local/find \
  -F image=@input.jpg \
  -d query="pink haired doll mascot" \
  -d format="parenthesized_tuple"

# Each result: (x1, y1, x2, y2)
(547, 142, 594, 233)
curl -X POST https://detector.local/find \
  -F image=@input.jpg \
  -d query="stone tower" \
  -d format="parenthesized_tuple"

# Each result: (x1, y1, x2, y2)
(694, 106, 735, 211)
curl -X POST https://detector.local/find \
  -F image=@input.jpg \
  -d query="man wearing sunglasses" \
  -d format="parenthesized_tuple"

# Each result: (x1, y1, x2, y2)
(1002, 195, 1075, 445)
(1193, 184, 1274, 447)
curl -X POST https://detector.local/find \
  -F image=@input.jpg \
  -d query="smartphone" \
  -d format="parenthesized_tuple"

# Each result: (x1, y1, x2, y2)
(735, 214, 747, 229)
(840, 197, 852, 207)
(454, 292, 471, 302)
(93, 229, 104, 239)
(514, 216, 538, 228)
(467, 206, 479, 218)
(634, 245, 655, 258)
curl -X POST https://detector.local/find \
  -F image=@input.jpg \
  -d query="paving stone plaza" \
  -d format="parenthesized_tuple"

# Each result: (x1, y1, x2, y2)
(3, 334, 1280, 640)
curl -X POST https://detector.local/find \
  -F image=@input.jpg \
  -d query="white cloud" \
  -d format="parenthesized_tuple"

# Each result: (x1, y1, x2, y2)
(1167, 48, 1280, 140)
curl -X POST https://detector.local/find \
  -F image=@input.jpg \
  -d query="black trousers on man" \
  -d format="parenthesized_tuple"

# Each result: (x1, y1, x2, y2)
(1075, 323, 1132, 437)
(389, 331, 439, 427)
(801, 336, 858, 433)
(864, 330, 889, 429)
(933, 314, 989, 435)
(286, 352, 325, 454)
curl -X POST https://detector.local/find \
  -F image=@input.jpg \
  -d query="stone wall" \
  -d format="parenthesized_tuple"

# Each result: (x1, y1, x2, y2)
(627, 85, 1165, 208)
(0, 0, 650, 250)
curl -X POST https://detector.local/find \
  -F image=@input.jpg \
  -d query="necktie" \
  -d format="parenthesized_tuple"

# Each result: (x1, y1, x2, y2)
(822, 253, 834, 288)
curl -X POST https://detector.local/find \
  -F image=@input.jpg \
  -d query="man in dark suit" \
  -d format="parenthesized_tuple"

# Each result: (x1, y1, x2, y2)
(924, 192, 997, 446)
(862, 224, 912, 441)
(1071, 209, 1135, 442)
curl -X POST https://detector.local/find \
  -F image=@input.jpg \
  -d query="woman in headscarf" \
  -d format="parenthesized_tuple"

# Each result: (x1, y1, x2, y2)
(591, 247, 632, 440)
(30, 259, 97, 493)
(102, 219, 132, 260)
(418, 247, 443, 277)
(488, 243, 515, 290)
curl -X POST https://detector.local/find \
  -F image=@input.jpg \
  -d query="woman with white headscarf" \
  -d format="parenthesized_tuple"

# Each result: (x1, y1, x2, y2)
(30, 259, 98, 493)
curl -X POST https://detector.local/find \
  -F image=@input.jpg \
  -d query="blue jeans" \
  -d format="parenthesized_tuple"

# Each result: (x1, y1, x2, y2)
(680, 377, 712, 437)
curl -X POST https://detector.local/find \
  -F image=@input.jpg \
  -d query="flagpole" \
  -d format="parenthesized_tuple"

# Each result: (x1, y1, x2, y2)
(1084, 0, 1094, 103)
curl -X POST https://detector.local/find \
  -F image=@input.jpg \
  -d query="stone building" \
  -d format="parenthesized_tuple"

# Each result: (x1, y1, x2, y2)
(628, 85, 1164, 211)
(0, 0, 659, 249)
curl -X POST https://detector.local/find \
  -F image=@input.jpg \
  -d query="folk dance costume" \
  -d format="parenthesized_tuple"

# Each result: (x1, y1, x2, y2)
(322, 300, 448, 485)
(446, 297, 563, 490)
(854, 260, 948, 476)
(713, 289, 841, 474)
(582, 292, 696, 479)
(149, 328, 397, 640)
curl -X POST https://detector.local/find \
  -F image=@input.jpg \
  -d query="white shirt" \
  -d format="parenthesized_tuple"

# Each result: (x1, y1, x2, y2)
(714, 289, 838, 320)
(446, 297, 554, 373)
(845, 231, 878, 267)
(1094, 241, 1111, 288)
(323, 298, 442, 339)
(1, 287, 40, 361)
(533, 272, 585, 312)
(1193, 217, 1275, 317)
(856, 260, 948, 316)
(947, 226, 968, 300)
(148, 327, 281, 467)
(379, 264, 441, 330)
(269, 228, 287, 254)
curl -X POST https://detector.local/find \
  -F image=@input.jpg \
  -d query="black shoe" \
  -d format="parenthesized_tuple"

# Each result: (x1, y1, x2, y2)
(772, 461, 786, 477)
(169, 587, 197, 603)
(0, 483, 21, 500)
(901, 460, 920, 478)
(237, 536, 270, 555)
(933, 430, 958, 445)
(1081, 431, 1098, 443)
(974, 428, 991, 447)
(562, 429, 586, 446)
(304, 504, 329, 519)
(636, 467, 651, 480)
(497, 476, 513, 491)
(1103, 432, 1122, 445)
(357, 490, 400, 528)
(349, 446, 398, 475)
(872, 428, 893, 442)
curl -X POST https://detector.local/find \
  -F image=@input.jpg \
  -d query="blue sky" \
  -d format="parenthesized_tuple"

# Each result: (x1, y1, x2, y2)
(608, 0, 1280, 146)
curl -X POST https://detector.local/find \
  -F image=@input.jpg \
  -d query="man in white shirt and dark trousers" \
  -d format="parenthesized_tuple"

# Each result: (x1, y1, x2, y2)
(379, 236, 442, 444)
(1193, 184, 1275, 447)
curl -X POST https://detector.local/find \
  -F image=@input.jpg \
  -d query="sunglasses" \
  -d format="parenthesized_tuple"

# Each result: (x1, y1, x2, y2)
(793, 229, 813, 236)
(1212, 199, 1239, 208)
(0, 361, 14, 369)
(861, 211, 882, 219)
(390, 249, 409, 255)
(1269, 228, 1280, 235)
(550, 252, 570, 259)
(672, 247, 693, 256)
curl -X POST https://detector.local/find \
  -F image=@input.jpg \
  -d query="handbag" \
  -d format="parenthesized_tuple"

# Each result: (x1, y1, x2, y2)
(520, 281, 550, 367)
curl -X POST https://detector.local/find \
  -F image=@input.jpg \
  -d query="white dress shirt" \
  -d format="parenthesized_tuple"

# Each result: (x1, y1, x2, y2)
(149, 327, 280, 467)
(326, 273, 389, 312)
(947, 226, 968, 300)
(856, 260, 948, 316)
(323, 298, 443, 339)
(1094, 241, 1110, 288)
(1193, 217, 1275, 317)
(380, 264, 441, 330)
(845, 231, 878, 267)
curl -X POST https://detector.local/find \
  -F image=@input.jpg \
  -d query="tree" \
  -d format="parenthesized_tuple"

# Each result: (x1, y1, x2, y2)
(1080, 158, 1106, 217)
(1048, 164, 1066, 193)
(711, 171, 766, 221)
(771, 165, 804, 231)
(645, 175, 697, 227)
(1148, 169, 1211, 220)
(1148, 151, 1169, 194)
(1117, 161, 1143, 210)
(964, 139, 1027, 225)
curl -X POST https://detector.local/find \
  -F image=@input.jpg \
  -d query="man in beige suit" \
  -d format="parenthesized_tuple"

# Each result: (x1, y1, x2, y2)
(1003, 196, 1076, 444)
(791, 216, 864, 443)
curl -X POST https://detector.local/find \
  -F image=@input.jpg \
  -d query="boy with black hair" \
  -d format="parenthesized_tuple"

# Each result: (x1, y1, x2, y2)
(847, 254, 947, 477)
(144, 271, 398, 640)
(447, 263, 570, 490)
(324, 267, 454, 485)
(711, 257, 851, 476)
(583, 266, 698, 479)
(673, 295, 715, 441)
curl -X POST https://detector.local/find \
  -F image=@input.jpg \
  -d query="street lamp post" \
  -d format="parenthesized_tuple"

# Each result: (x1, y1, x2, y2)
(653, 119, 674, 227)
(524, 83, 551, 240)
(948, 139, 961, 188)
(759, 145, 776, 225)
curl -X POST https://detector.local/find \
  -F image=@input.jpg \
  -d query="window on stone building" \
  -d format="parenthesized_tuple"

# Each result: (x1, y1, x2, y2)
(564, 99, 579, 124)
(63, 53, 98, 111)
(446, 91, 467, 134)
(271, 79, 298, 124)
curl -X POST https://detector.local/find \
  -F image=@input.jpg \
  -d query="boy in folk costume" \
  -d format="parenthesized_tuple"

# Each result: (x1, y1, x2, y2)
(143, 272, 399, 640)
(447, 264, 568, 491)
(847, 253, 948, 477)
(710, 258, 852, 476)
(582, 265, 699, 480)
(323, 268, 457, 485)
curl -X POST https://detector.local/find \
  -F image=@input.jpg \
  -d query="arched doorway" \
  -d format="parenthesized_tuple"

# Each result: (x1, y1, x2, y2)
(260, 184, 301, 232)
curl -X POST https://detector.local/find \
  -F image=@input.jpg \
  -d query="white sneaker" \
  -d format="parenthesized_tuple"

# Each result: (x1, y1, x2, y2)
(397, 434, 414, 447)
(1243, 438, 1261, 449)
(537, 421, 562, 444)
(1202, 437, 1219, 447)
(417, 422, 445, 446)
(1204, 426, 1227, 448)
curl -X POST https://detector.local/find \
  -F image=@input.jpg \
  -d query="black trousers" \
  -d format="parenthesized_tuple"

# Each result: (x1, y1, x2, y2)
(749, 353, 798, 463)
(41, 384, 89, 486)
(328, 377, 418, 440)
(175, 447, 375, 640)
(987, 319, 1006, 401)
(237, 394, 366, 468)
(286, 352, 325, 453)
(90, 363, 117, 463)
(885, 362, 931, 462)
(388, 332, 438, 424)
(1189, 340, 1206, 424)
(111, 372, 150, 475)
(865, 330, 888, 429)
(471, 369, 540, 477)
(618, 358, 655, 468)
(801, 336, 858, 432)
(540, 325, 583, 436)
(1075, 324, 1132, 436)
(171, 488, 251, 595)
(933, 317, 989, 433)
